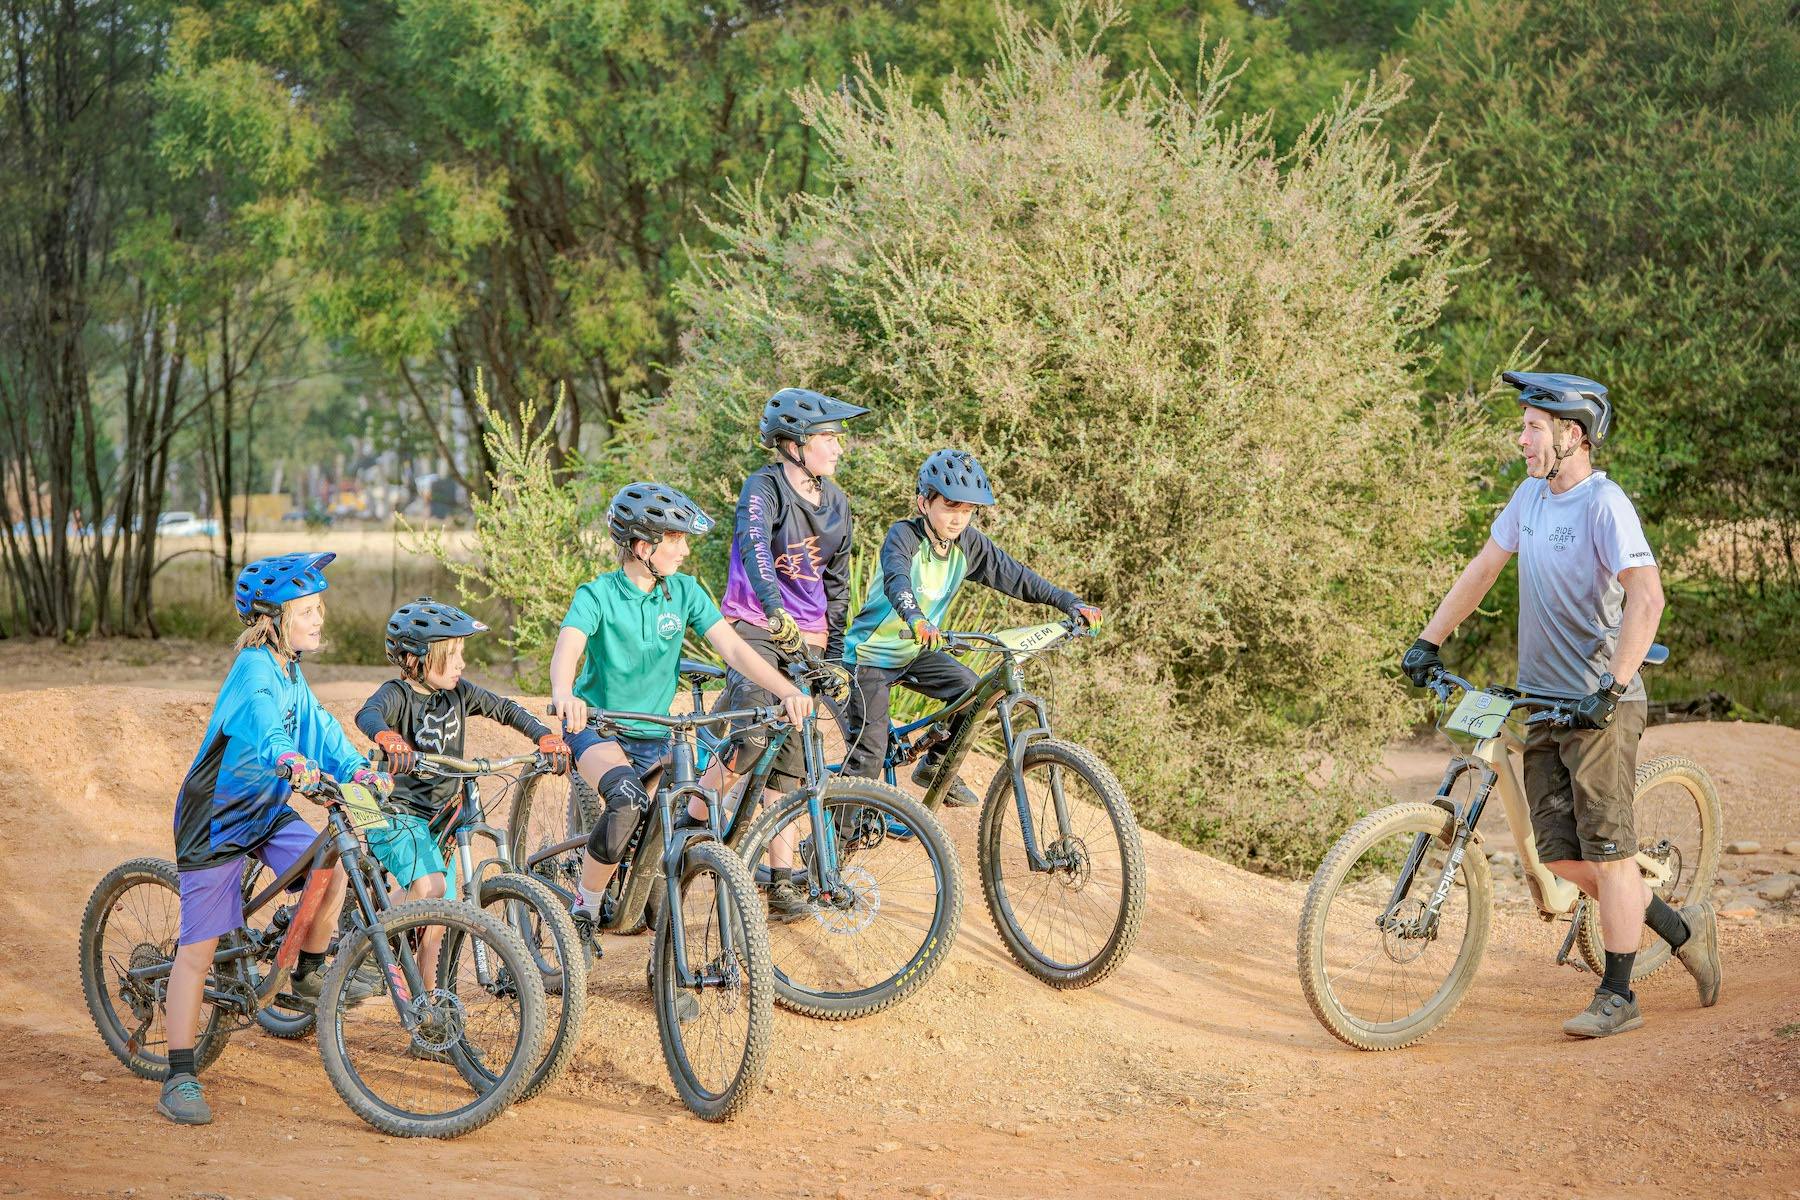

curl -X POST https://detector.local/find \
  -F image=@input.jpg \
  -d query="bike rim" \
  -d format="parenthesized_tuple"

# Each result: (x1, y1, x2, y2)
(1317, 821, 1479, 1035)
(758, 797, 947, 1002)
(989, 759, 1129, 973)
(331, 916, 532, 1121)
(660, 861, 755, 1102)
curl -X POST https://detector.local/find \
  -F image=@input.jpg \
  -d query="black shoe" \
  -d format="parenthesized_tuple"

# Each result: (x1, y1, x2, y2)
(571, 905, 606, 960)
(766, 878, 818, 925)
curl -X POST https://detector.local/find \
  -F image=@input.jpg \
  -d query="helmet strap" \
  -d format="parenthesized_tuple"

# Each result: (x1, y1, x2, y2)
(632, 540, 673, 600)
(918, 493, 953, 556)
(779, 439, 821, 494)
(1546, 419, 1583, 482)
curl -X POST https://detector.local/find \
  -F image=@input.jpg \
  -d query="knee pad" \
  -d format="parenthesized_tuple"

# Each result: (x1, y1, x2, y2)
(587, 765, 650, 865)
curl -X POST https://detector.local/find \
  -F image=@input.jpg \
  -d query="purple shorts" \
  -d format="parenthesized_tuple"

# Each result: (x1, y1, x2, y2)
(177, 818, 321, 946)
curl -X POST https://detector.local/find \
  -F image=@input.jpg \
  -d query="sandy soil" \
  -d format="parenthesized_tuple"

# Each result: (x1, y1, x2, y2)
(0, 672, 1795, 1200)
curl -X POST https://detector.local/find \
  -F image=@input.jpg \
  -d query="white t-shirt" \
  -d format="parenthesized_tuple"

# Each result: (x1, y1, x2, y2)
(1490, 471, 1657, 701)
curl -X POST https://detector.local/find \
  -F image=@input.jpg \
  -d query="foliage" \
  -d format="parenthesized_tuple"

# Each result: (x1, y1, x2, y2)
(652, 3, 1498, 870)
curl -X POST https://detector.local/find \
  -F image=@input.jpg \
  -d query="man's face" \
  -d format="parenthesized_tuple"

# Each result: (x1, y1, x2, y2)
(1518, 406, 1580, 478)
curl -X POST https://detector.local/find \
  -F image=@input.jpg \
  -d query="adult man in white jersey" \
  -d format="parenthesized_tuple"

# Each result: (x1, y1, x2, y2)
(1401, 371, 1720, 1037)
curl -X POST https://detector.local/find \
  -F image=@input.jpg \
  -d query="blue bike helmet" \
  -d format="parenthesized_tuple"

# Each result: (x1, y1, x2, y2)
(917, 449, 995, 506)
(234, 551, 334, 624)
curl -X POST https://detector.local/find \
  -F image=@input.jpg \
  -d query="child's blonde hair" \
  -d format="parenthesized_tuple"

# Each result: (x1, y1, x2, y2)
(415, 636, 464, 682)
(235, 596, 321, 659)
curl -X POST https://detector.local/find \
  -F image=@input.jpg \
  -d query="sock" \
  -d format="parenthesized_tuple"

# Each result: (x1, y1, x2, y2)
(167, 1048, 197, 1080)
(296, 949, 326, 977)
(1601, 950, 1636, 1000)
(1644, 896, 1691, 949)
(578, 886, 604, 913)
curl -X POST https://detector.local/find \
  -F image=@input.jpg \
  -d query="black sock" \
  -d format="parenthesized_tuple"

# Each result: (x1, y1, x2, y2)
(1601, 950, 1636, 999)
(296, 949, 326, 976)
(1644, 896, 1690, 949)
(167, 1048, 197, 1080)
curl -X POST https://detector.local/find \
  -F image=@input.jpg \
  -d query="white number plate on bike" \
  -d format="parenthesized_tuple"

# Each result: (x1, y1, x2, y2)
(995, 622, 1067, 657)
(339, 781, 389, 831)
(1445, 691, 1514, 739)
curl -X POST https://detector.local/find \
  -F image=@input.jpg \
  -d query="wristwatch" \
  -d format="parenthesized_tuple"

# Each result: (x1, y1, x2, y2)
(1597, 672, 1625, 699)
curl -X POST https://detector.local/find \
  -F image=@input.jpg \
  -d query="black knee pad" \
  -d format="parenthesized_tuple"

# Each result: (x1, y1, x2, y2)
(587, 765, 650, 865)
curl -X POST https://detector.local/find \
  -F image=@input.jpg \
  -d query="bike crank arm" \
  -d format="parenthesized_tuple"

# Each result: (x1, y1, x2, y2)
(1554, 897, 1593, 972)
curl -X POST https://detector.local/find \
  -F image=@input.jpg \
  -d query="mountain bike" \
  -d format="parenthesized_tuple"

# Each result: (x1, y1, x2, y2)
(507, 701, 777, 1121)
(853, 618, 1146, 990)
(79, 772, 548, 1138)
(1297, 645, 1722, 1051)
(244, 753, 586, 1105)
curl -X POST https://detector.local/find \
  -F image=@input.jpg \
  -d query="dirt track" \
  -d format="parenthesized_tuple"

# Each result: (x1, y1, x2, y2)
(0, 671, 1796, 1199)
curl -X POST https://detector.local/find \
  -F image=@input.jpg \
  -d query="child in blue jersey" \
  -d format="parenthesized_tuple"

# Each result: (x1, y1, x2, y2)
(159, 552, 390, 1127)
(841, 451, 1101, 799)
(701, 388, 861, 920)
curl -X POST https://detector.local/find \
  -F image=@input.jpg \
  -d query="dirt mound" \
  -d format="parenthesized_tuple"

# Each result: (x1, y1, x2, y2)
(1, 682, 1797, 1198)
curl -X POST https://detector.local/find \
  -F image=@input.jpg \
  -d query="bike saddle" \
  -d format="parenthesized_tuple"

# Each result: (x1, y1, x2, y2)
(679, 657, 726, 684)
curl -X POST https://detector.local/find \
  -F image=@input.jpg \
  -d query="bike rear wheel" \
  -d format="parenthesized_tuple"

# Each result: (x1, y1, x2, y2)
(979, 739, 1145, 989)
(1297, 802, 1493, 1051)
(509, 769, 605, 942)
(317, 898, 546, 1139)
(79, 857, 234, 1079)
(1576, 754, 1723, 978)
(653, 841, 773, 1121)
(734, 778, 962, 1019)
(453, 871, 587, 1102)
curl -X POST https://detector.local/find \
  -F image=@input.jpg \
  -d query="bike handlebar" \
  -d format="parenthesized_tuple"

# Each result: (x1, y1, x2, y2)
(546, 702, 788, 735)
(411, 751, 545, 778)
(1424, 667, 1579, 728)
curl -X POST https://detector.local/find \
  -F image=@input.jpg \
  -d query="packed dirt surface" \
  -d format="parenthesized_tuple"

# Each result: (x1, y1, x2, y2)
(1, 665, 1796, 1199)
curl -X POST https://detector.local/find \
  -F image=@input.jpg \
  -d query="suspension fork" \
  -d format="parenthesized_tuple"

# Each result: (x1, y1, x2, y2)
(332, 821, 432, 1024)
(660, 734, 736, 990)
(998, 680, 1059, 872)
(1380, 760, 1494, 936)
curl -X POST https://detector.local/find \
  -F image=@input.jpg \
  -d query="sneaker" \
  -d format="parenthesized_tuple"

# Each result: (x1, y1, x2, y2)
(1562, 988, 1644, 1038)
(157, 1073, 212, 1126)
(408, 1042, 453, 1064)
(290, 961, 377, 1009)
(1674, 900, 1722, 1007)
(766, 877, 818, 925)
(571, 905, 606, 960)
(885, 818, 916, 841)
(910, 756, 943, 789)
(943, 780, 981, 808)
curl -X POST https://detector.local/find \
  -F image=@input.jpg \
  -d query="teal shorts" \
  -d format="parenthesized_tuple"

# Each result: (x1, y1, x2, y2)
(366, 812, 458, 899)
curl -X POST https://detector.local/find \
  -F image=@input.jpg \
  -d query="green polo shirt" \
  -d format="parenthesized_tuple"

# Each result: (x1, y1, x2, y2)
(562, 570, 723, 738)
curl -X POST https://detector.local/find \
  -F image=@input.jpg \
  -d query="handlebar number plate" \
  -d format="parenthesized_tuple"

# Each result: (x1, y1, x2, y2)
(1445, 690, 1514, 739)
(994, 623, 1066, 657)
(339, 781, 390, 831)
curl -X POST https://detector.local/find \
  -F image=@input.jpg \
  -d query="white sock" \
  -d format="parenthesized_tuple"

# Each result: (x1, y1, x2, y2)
(578, 885, 603, 912)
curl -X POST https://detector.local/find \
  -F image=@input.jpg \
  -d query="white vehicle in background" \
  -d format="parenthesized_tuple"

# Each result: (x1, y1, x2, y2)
(154, 511, 219, 538)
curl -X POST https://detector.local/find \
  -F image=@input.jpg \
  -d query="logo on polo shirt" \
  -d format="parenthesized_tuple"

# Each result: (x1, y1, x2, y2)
(657, 613, 681, 640)
(1550, 524, 1576, 552)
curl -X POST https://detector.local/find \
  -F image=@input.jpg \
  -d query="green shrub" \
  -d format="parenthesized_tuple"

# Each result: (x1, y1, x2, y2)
(649, 3, 1500, 873)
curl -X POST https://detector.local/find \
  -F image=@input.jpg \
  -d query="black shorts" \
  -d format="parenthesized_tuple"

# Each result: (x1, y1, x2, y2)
(1523, 700, 1646, 863)
(715, 620, 809, 786)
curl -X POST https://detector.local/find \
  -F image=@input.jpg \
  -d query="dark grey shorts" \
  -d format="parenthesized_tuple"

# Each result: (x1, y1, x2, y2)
(1523, 700, 1646, 863)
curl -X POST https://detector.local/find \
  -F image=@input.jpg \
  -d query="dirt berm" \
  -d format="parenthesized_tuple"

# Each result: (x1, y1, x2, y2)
(0, 678, 1795, 1199)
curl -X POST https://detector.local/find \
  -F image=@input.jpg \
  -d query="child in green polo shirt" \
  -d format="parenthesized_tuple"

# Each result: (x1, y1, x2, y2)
(548, 482, 811, 942)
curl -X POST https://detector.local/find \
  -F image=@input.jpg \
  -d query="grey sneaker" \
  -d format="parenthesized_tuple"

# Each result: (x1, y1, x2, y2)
(943, 780, 981, 808)
(1675, 900, 1722, 1007)
(157, 1073, 212, 1126)
(766, 877, 818, 925)
(1562, 988, 1643, 1038)
(290, 961, 377, 1009)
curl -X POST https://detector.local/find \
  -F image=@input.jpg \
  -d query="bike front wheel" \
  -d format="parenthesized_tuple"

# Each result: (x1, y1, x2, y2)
(734, 778, 962, 1019)
(979, 739, 1146, 989)
(455, 870, 588, 1102)
(1297, 802, 1493, 1051)
(653, 841, 773, 1122)
(317, 898, 546, 1139)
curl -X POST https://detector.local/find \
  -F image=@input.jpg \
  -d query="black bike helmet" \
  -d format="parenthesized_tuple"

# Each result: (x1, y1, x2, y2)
(385, 597, 488, 665)
(607, 482, 715, 548)
(917, 449, 995, 506)
(1504, 371, 1614, 449)
(758, 387, 870, 449)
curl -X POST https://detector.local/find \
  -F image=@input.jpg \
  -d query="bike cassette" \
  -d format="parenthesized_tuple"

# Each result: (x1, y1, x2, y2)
(120, 942, 171, 1021)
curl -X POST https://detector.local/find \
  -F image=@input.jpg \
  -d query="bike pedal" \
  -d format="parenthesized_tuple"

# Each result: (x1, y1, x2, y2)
(274, 991, 317, 1013)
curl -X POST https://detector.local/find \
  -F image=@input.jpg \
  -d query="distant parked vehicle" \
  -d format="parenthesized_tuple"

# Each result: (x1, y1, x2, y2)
(155, 511, 218, 538)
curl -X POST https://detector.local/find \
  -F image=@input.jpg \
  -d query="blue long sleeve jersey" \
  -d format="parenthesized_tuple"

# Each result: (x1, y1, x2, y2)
(173, 648, 366, 872)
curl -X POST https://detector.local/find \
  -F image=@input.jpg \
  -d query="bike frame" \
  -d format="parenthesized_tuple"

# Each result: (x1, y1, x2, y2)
(876, 639, 1067, 873)
(1385, 691, 1674, 940)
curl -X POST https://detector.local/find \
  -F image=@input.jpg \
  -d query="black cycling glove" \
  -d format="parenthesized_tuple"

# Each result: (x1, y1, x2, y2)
(1401, 637, 1443, 687)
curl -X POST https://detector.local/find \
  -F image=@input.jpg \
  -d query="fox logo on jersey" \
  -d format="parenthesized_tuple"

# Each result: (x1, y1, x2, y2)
(773, 535, 825, 582)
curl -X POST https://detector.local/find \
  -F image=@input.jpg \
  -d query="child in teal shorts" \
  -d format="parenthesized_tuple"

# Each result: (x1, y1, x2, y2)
(356, 598, 571, 982)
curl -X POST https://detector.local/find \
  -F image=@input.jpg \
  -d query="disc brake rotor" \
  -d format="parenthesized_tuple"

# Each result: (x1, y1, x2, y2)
(410, 989, 467, 1052)
(816, 864, 880, 935)
(1379, 900, 1434, 964)
(1046, 837, 1092, 891)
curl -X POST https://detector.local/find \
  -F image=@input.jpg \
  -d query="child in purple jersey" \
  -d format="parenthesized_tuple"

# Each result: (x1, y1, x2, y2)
(701, 387, 864, 922)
